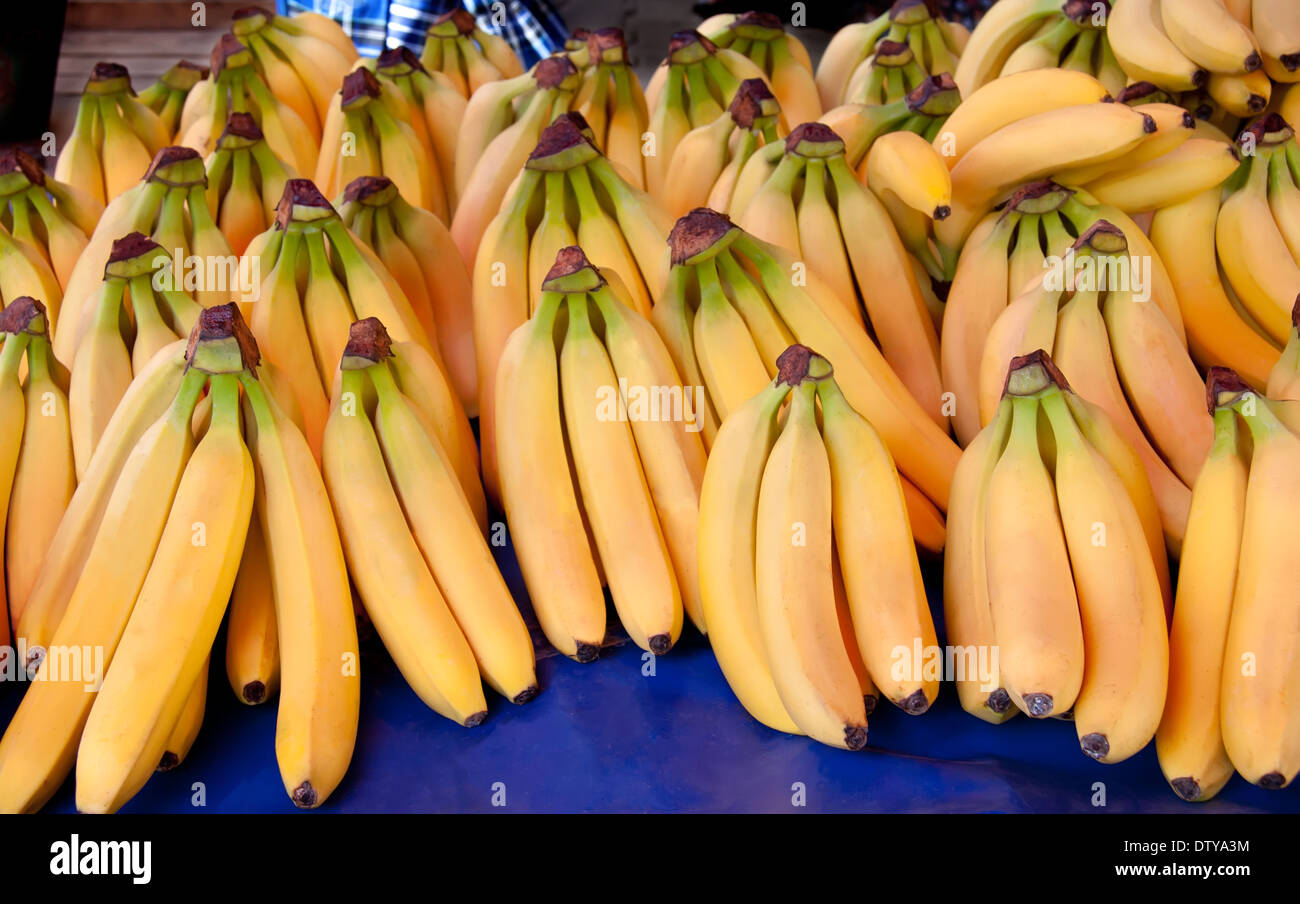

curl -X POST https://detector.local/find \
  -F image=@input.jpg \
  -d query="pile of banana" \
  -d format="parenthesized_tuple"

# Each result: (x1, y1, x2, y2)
(5, 0, 1300, 813)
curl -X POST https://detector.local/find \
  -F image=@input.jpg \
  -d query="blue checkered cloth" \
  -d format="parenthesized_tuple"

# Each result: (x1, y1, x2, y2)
(280, 0, 566, 67)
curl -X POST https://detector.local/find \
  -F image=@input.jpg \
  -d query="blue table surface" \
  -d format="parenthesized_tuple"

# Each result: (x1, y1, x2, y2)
(6, 534, 1297, 814)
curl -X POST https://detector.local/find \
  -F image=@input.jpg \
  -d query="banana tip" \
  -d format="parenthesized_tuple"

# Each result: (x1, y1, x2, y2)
(464, 711, 489, 728)
(157, 752, 180, 772)
(1022, 693, 1054, 718)
(901, 689, 930, 715)
(863, 694, 878, 716)
(986, 689, 1011, 715)
(1258, 772, 1287, 790)
(292, 781, 319, 808)
(574, 642, 601, 663)
(1170, 777, 1201, 802)
(648, 634, 673, 655)
(1080, 732, 1109, 760)
(242, 680, 267, 704)
(512, 686, 540, 705)
(844, 725, 868, 750)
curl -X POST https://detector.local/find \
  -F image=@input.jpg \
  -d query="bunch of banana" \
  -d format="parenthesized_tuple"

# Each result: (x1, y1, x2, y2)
(54, 147, 233, 367)
(0, 150, 100, 327)
(653, 208, 958, 549)
(229, 5, 358, 131)
(137, 62, 206, 138)
(241, 179, 463, 481)
(664, 78, 784, 219)
(55, 63, 171, 207)
(943, 179, 1186, 445)
(979, 222, 1208, 552)
(0, 308, 241, 813)
(816, 0, 968, 110)
(694, 11, 820, 125)
(450, 55, 583, 266)
(572, 29, 651, 189)
(472, 115, 672, 504)
(862, 128, 953, 290)
(933, 97, 1160, 264)
(177, 35, 318, 178)
(950, 349, 1168, 761)
(495, 245, 705, 657)
(420, 7, 524, 98)
(1158, 367, 1300, 799)
(955, 0, 1125, 96)
(731, 122, 946, 428)
(1108, 0, 1287, 103)
(700, 344, 937, 746)
(67, 233, 201, 478)
(820, 71, 962, 168)
(370, 47, 466, 216)
(316, 68, 445, 222)
(322, 317, 535, 723)
(337, 176, 477, 417)
(1212, 115, 1300, 350)
(643, 30, 770, 196)
(204, 112, 294, 256)
(5, 303, 360, 811)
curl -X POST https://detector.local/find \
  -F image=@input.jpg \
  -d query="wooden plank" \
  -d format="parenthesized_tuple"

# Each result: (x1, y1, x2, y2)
(59, 28, 219, 57)
(67, 1, 251, 30)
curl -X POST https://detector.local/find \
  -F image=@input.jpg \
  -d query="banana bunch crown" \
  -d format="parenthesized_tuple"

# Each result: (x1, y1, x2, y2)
(955, 0, 1124, 96)
(817, 0, 968, 110)
(420, 7, 525, 98)
(204, 111, 294, 256)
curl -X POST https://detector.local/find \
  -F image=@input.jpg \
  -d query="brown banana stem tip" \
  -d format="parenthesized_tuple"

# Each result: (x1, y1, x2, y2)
(1002, 180, 1070, 217)
(275, 179, 334, 229)
(528, 114, 590, 160)
(0, 148, 45, 186)
(222, 111, 263, 141)
(775, 344, 816, 386)
(1003, 349, 1063, 397)
(1063, 0, 1108, 25)
(986, 688, 1012, 714)
(292, 781, 318, 809)
(1116, 81, 1165, 105)
(231, 6, 272, 20)
(1205, 366, 1251, 414)
(91, 62, 130, 82)
(729, 78, 775, 129)
(145, 145, 202, 183)
(0, 297, 46, 336)
(212, 34, 247, 75)
(784, 121, 842, 153)
(343, 316, 394, 364)
(343, 175, 395, 203)
(1139, 112, 1156, 133)
(844, 726, 867, 750)
(1241, 112, 1293, 147)
(185, 302, 261, 370)
(668, 208, 733, 264)
(545, 245, 595, 283)
(377, 46, 427, 75)
(1073, 219, 1127, 254)
(669, 30, 715, 54)
(906, 73, 958, 114)
(534, 54, 577, 88)
(242, 680, 267, 704)
(341, 68, 382, 105)
(890, 0, 936, 20)
(437, 7, 476, 35)
(735, 11, 783, 29)
(1080, 732, 1109, 760)
(588, 27, 627, 63)
(108, 231, 163, 265)
(569, 27, 591, 44)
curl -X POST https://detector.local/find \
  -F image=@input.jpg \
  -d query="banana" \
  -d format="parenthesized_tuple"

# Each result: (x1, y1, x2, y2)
(0, 354, 206, 813)
(754, 358, 867, 750)
(1221, 390, 1300, 788)
(1085, 136, 1239, 212)
(5, 304, 75, 627)
(226, 513, 278, 704)
(1267, 141, 1300, 266)
(984, 359, 1084, 718)
(1161, 0, 1261, 75)
(712, 13, 820, 125)
(239, 360, 358, 809)
(944, 396, 1016, 722)
(590, 281, 708, 633)
(55, 94, 107, 207)
(816, 354, 938, 714)
(691, 255, 770, 422)
(235, 7, 351, 126)
(495, 278, 605, 661)
(159, 662, 206, 772)
(421, 9, 521, 97)
(577, 29, 650, 189)
(75, 368, 254, 814)
(139, 62, 207, 137)
(698, 375, 799, 732)
(1253, 0, 1300, 81)
(324, 363, 486, 725)
(1208, 69, 1271, 117)
(815, 15, 890, 109)
(1041, 365, 1168, 764)
(1157, 395, 1247, 801)
(0, 149, 92, 300)
(865, 129, 951, 220)
(559, 262, 682, 653)
(276, 10, 360, 64)
(0, 314, 29, 655)
(1269, 300, 1300, 399)
(1107, 0, 1208, 92)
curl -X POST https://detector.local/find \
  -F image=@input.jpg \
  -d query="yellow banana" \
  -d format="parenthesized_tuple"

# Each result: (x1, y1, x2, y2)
(226, 513, 278, 704)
